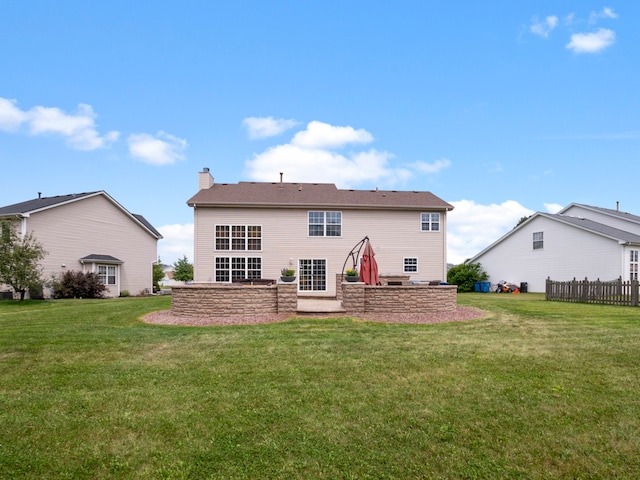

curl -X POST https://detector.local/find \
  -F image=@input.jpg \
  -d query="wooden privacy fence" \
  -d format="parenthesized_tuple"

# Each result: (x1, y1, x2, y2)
(546, 277, 640, 306)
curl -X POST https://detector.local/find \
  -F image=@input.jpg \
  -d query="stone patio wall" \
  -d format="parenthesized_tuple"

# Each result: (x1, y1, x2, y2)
(171, 283, 297, 317)
(342, 283, 457, 314)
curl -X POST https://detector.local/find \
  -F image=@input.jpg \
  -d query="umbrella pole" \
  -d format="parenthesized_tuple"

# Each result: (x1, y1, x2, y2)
(341, 236, 369, 276)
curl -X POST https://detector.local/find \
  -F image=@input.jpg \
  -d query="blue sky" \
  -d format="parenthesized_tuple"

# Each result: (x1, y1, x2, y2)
(1, 1, 638, 265)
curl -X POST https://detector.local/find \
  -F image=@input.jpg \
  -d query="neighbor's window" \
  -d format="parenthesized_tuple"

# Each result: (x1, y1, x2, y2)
(308, 211, 342, 237)
(215, 256, 262, 282)
(404, 258, 418, 273)
(533, 231, 544, 250)
(421, 213, 440, 231)
(97, 265, 117, 285)
(299, 259, 327, 291)
(215, 225, 261, 251)
(631, 250, 638, 281)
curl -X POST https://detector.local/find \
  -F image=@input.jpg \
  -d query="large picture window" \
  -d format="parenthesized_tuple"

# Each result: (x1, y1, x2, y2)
(215, 257, 262, 282)
(216, 225, 261, 251)
(421, 213, 440, 231)
(308, 212, 341, 237)
(299, 259, 327, 291)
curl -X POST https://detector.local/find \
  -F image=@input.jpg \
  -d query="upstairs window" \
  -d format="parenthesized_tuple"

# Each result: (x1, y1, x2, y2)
(533, 231, 544, 250)
(216, 225, 261, 251)
(421, 213, 440, 232)
(308, 211, 342, 237)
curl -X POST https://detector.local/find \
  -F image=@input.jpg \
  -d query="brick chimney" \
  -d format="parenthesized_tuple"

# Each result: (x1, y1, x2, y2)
(198, 168, 214, 190)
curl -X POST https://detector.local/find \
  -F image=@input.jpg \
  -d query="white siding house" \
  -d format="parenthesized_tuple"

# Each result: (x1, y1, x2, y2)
(470, 204, 640, 293)
(0, 191, 162, 297)
(188, 169, 453, 297)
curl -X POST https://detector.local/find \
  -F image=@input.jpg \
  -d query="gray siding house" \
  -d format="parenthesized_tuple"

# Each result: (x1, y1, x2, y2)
(470, 203, 640, 293)
(0, 191, 162, 297)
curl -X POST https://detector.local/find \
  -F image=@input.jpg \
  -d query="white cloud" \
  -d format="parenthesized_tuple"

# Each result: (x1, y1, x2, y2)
(0, 97, 28, 131)
(590, 7, 618, 23)
(566, 28, 616, 53)
(157, 223, 194, 265)
(243, 116, 299, 139)
(410, 158, 452, 174)
(0, 98, 119, 150)
(291, 121, 373, 149)
(128, 131, 188, 166)
(544, 203, 563, 213)
(447, 199, 535, 265)
(530, 15, 559, 38)
(244, 119, 442, 188)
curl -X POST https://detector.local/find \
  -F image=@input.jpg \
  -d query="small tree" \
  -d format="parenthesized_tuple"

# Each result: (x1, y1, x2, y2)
(0, 220, 47, 300)
(152, 259, 164, 291)
(173, 255, 194, 282)
(447, 260, 488, 293)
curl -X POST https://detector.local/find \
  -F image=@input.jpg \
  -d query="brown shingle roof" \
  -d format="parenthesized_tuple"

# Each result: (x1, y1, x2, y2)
(187, 182, 453, 211)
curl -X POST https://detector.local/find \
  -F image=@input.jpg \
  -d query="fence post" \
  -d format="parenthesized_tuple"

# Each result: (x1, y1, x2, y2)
(632, 279, 639, 307)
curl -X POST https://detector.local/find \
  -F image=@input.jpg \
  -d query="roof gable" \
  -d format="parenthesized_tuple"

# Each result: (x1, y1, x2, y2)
(0, 191, 162, 239)
(471, 212, 640, 263)
(188, 181, 453, 210)
(559, 203, 640, 226)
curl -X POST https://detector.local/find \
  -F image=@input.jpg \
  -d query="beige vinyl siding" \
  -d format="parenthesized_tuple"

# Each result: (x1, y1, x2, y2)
(23, 195, 157, 297)
(194, 207, 447, 295)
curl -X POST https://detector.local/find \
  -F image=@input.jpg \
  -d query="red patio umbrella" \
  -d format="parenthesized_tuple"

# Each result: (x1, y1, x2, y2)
(359, 239, 380, 285)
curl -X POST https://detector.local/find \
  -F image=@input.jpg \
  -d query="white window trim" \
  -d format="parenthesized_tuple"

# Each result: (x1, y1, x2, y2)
(403, 257, 418, 273)
(298, 258, 328, 291)
(307, 211, 342, 238)
(214, 256, 263, 283)
(214, 224, 262, 251)
(420, 212, 440, 232)
(533, 231, 544, 250)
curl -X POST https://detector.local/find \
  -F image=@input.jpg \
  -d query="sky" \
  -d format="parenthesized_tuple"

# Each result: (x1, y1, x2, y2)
(1, 1, 638, 266)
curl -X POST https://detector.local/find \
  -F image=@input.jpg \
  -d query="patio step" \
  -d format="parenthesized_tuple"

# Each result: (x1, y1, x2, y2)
(296, 298, 346, 314)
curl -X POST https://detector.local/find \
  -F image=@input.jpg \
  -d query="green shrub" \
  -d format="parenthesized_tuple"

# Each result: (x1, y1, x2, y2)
(447, 260, 488, 292)
(51, 270, 107, 299)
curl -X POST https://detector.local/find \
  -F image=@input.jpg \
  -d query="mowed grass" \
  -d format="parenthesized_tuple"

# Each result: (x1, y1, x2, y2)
(1, 294, 639, 479)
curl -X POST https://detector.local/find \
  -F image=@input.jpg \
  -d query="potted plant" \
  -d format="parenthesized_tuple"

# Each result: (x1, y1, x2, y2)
(345, 269, 359, 282)
(280, 268, 296, 282)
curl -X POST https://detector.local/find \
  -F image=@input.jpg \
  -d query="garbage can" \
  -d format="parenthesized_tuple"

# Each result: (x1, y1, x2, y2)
(520, 282, 528, 293)
(480, 282, 490, 293)
(474, 282, 480, 292)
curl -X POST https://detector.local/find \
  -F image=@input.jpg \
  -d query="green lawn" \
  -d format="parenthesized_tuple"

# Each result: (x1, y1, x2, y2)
(1, 294, 639, 479)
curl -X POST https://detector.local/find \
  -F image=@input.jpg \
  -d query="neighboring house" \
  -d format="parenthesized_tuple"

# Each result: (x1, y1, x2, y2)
(187, 168, 453, 297)
(159, 264, 184, 287)
(0, 191, 162, 298)
(470, 203, 640, 293)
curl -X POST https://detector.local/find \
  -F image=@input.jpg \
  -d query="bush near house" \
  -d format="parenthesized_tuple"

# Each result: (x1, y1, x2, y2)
(50, 270, 107, 299)
(447, 260, 488, 292)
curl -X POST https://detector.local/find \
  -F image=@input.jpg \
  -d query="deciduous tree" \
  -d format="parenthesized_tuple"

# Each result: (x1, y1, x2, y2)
(0, 221, 47, 300)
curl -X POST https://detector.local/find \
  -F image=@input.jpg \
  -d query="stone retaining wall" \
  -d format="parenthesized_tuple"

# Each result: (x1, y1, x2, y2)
(342, 283, 457, 314)
(171, 282, 456, 317)
(172, 283, 297, 317)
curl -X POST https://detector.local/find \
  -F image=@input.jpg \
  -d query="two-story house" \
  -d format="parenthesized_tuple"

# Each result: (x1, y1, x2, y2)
(0, 191, 162, 298)
(470, 203, 640, 293)
(187, 169, 453, 297)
